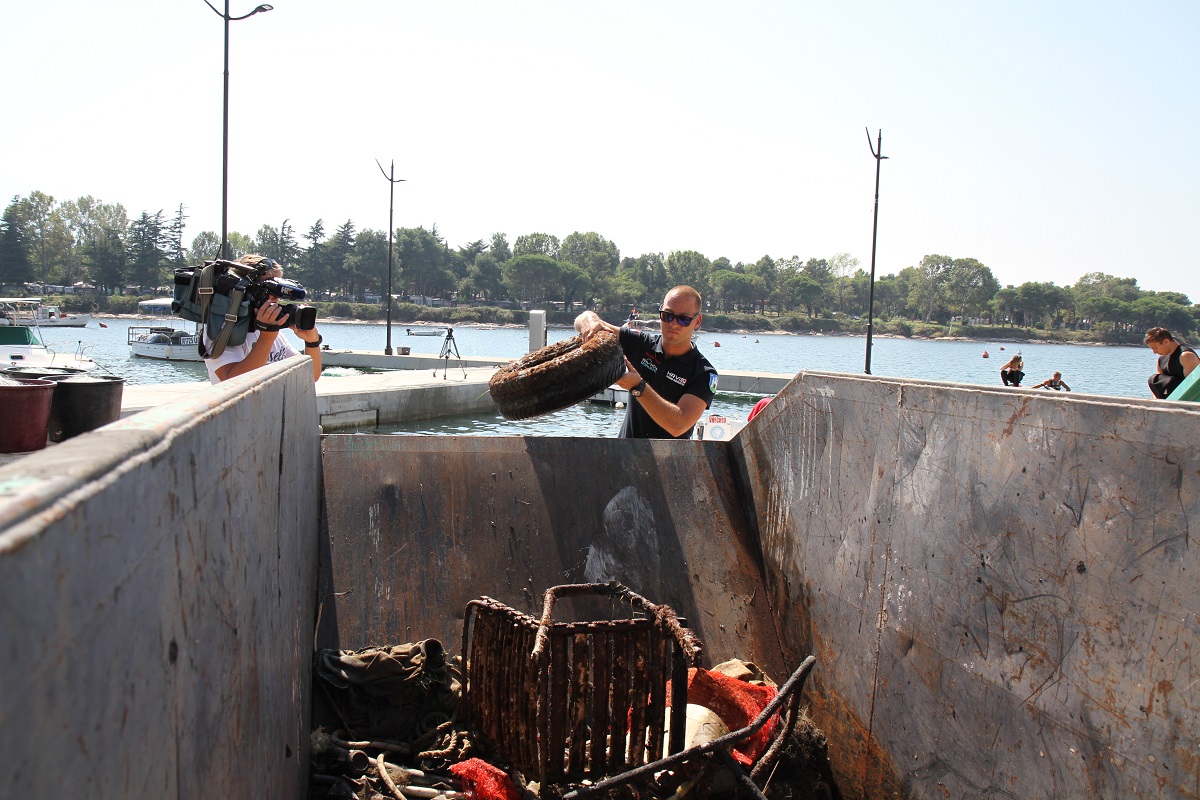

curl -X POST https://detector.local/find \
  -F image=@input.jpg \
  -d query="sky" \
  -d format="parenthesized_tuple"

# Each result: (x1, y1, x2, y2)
(3, 1, 1197, 293)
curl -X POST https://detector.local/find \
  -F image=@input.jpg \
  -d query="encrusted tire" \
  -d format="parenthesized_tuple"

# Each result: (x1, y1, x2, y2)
(488, 331, 625, 420)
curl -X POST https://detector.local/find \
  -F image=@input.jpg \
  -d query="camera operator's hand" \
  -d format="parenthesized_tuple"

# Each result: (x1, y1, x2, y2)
(255, 300, 288, 332)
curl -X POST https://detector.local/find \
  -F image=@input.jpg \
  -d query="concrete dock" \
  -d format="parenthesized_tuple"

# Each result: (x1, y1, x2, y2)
(120, 348, 791, 430)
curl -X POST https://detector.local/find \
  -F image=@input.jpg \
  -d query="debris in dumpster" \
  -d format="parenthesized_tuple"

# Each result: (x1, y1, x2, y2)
(450, 758, 524, 800)
(309, 588, 839, 799)
(315, 638, 461, 742)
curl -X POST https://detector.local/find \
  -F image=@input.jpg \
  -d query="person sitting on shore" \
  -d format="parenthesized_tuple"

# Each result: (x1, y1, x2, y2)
(1000, 354, 1024, 386)
(1144, 326, 1199, 399)
(1031, 371, 1070, 391)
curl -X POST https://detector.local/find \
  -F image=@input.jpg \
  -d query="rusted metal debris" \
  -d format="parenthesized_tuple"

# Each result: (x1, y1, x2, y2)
(461, 582, 703, 786)
(562, 655, 818, 800)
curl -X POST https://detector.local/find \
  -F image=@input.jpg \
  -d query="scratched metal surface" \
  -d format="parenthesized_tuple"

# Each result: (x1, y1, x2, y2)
(0, 360, 321, 799)
(317, 434, 786, 680)
(734, 372, 1200, 799)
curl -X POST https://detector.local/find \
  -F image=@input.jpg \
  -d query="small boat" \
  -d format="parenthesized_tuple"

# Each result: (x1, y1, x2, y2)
(0, 298, 94, 328)
(0, 323, 96, 371)
(406, 328, 446, 337)
(128, 326, 205, 362)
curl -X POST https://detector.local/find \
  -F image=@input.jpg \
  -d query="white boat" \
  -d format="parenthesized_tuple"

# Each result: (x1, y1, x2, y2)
(0, 298, 94, 328)
(0, 324, 97, 371)
(128, 326, 204, 362)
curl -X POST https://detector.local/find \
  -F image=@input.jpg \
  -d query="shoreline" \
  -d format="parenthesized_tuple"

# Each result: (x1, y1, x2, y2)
(96, 314, 1141, 347)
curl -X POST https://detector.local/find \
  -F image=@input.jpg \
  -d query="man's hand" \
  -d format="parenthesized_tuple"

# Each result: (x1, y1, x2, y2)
(575, 310, 617, 341)
(616, 357, 642, 389)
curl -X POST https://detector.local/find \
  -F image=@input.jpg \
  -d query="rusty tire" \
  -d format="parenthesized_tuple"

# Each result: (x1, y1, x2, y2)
(488, 331, 625, 420)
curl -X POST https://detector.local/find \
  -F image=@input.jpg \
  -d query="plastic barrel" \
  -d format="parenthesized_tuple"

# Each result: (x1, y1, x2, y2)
(47, 375, 126, 443)
(0, 378, 56, 453)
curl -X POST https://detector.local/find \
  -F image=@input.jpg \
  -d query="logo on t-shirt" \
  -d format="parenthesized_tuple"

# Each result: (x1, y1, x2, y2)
(666, 371, 687, 386)
(709, 374, 719, 392)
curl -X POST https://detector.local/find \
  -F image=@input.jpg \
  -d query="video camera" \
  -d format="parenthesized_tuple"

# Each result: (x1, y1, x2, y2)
(210, 257, 317, 332)
(173, 257, 316, 337)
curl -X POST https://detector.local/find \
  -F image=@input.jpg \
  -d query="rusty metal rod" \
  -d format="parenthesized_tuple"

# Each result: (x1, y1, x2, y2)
(561, 655, 817, 800)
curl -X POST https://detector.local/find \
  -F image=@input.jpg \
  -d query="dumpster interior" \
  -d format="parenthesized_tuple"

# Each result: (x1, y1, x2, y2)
(313, 435, 837, 799)
(5, 363, 1198, 800)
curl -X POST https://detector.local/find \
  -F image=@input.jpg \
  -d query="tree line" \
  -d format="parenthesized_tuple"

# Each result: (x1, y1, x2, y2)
(1, 190, 1194, 336)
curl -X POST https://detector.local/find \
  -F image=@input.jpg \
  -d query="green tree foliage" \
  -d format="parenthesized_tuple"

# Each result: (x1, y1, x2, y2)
(910, 254, 953, 322)
(469, 252, 505, 301)
(89, 228, 126, 293)
(0, 198, 34, 285)
(558, 262, 593, 312)
(944, 258, 999, 321)
(126, 210, 167, 290)
(665, 250, 712, 299)
(710, 270, 762, 312)
(748, 255, 777, 314)
(513, 232, 560, 259)
(503, 254, 561, 303)
(189, 231, 221, 265)
(489, 232, 512, 264)
(395, 226, 454, 299)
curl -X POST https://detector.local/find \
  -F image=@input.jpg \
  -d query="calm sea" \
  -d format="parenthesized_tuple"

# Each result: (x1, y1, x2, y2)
(39, 318, 1154, 436)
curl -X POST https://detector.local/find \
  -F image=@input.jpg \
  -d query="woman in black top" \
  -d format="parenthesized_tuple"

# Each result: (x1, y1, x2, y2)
(1000, 354, 1024, 386)
(1145, 326, 1199, 399)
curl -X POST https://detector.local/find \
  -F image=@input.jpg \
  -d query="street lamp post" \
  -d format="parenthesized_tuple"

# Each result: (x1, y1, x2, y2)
(376, 160, 406, 355)
(864, 127, 887, 375)
(203, 0, 273, 260)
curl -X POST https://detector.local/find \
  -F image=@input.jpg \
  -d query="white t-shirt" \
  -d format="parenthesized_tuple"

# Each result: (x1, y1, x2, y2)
(202, 330, 300, 384)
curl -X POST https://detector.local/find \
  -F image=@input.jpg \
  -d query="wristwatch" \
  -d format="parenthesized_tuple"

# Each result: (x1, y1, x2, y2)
(304, 335, 323, 349)
(630, 379, 647, 397)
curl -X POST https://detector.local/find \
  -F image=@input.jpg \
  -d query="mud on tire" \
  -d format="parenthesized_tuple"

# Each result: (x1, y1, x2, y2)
(488, 331, 626, 420)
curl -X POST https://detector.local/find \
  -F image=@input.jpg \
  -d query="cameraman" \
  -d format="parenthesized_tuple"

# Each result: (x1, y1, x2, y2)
(202, 255, 323, 384)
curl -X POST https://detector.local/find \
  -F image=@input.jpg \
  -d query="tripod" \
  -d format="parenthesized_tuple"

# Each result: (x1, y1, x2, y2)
(434, 327, 467, 379)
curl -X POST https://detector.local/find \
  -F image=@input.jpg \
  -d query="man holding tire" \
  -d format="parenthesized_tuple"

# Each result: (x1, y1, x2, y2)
(575, 286, 717, 439)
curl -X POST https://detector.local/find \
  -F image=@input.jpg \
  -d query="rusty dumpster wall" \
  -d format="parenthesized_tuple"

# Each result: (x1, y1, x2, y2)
(732, 372, 1200, 799)
(0, 359, 322, 800)
(317, 435, 787, 678)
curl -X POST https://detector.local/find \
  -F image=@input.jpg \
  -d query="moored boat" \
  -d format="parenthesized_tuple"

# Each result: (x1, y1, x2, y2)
(0, 323, 96, 370)
(128, 326, 204, 362)
(0, 298, 94, 328)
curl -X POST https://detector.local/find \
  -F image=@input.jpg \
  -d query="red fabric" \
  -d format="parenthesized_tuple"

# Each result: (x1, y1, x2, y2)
(449, 758, 522, 800)
(667, 668, 778, 766)
(747, 397, 773, 422)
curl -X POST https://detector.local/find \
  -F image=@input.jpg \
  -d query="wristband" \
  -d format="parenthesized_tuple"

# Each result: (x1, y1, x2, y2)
(304, 335, 323, 349)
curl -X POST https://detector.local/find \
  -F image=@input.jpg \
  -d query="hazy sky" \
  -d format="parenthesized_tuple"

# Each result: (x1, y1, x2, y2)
(3, 1, 1197, 293)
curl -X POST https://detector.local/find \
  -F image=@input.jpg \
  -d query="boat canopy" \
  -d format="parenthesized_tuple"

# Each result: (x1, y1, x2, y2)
(0, 326, 41, 345)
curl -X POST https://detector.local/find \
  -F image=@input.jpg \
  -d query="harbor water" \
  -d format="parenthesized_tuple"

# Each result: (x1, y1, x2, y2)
(40, 317, 1156, 436)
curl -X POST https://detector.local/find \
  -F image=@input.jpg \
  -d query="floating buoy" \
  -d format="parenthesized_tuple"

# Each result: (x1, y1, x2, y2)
(713, 341, 721, 347)
(999, 346, 1005, 351)
(982, 351, 989, 358)
(98, 321, 108, 328)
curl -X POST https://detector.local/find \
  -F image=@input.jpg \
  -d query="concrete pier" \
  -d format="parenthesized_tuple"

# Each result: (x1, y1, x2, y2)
(119, 349, 790, 430)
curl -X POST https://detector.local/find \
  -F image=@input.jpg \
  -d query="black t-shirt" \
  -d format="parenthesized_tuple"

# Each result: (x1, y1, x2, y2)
(618, 328, 718, 439)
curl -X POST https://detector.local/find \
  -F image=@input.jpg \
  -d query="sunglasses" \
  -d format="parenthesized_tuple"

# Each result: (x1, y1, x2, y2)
(659, 309, 697, 327)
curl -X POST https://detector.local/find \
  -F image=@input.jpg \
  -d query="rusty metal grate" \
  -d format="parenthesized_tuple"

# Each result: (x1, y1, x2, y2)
(461, 582, 703, 785)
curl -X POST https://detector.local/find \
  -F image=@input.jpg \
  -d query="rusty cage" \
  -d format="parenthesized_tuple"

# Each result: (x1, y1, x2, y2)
(461, 582, 703, 786)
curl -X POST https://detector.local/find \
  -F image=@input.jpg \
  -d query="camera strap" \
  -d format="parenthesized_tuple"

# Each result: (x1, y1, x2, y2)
(206, 278, 250, 359)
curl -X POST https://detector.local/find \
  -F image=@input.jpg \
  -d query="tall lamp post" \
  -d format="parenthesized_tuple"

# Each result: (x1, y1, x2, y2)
(864, 127, 887, 375)
(203, 0, 273, 260)
(376, 159, 406, 355)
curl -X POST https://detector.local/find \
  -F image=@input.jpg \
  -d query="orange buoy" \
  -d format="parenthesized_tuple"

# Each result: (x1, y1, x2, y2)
(982, 351, 989, 358)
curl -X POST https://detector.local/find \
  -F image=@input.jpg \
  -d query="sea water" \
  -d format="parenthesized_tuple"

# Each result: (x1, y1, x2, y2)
(38, 318, 1155, 436)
